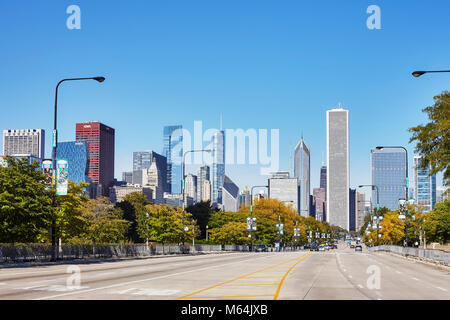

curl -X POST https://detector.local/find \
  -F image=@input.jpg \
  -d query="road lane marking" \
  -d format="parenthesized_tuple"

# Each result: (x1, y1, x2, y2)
(358, 284, 364, 289)
(395, 271, 402, 274)
(273, 252, 313, 300)
(349, 275, 353, 278)
(435, 287, 448, 292)
(411, 277, 420, 281)
(175, 252, 311, 300)
(33, 253, 273, 300)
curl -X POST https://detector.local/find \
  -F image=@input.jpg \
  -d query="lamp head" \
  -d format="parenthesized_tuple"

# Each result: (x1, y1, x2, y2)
(412, 71, 426, 77)
(93, 76, 105, 82)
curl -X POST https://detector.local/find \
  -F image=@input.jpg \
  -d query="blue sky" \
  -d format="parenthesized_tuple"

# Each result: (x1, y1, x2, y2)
(0, 0, 449, 199)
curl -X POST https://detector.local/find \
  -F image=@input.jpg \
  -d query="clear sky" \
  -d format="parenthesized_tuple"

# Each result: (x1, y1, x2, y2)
(1, 0, 449, 200)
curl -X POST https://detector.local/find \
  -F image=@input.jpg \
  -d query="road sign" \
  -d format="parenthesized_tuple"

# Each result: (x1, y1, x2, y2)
(52, 129, 57, 148)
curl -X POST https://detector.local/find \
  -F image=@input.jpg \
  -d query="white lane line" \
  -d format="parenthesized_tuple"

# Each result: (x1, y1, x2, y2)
(435, 287, 448, 292)
(358, 284, 364, 289)
(33, 252, 290, 300)
(349, 275, 353, 279)
(411, 277, 420, 281)
(0, 283, 6, 285)
(395, 271, 402, 274)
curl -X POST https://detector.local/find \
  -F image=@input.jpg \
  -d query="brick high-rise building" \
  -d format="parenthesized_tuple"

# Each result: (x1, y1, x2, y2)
(75, 121, 115, 196)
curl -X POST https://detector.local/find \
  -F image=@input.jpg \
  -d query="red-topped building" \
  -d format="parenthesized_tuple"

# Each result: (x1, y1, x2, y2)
(75, 121, 115, 197)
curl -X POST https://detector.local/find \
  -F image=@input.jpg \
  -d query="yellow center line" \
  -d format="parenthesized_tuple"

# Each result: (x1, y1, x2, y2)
(273, 252, 312, 300)
(174, 253, 309, 300)
(183, 294, 273, 299)
(222, 284, 278, 287)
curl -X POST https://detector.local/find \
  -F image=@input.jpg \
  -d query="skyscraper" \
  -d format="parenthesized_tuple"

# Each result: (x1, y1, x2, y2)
(143, 161, 165, 204)
(268, 172, 299, 211)
(356, 192, 366, 231)
(56, 141, 89, 184)
(414, 155, 436, 212)
(349, 188, 356, 232)
(132, 151, 167, 189)
(122, 172, 133, 184)
(197, 165, 210, 202)
(185, 174, 198, 204)
(211, 130, 225, 206)
(3, 129, 45, 159)
(371, 147, 407, 210)
(202, 180, 211, 202)
(222, 175, 240, 212)
(326, 108, 349, 231)
(313, 187, 326, 222)
(163, 125, 183, 194)
(75, 121, 115, 196)
(294, 138, 310, 217)
(320, 165, 327, 195)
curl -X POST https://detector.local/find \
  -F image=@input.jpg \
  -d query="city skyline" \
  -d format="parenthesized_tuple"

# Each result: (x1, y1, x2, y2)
(0, 1, 448, 201)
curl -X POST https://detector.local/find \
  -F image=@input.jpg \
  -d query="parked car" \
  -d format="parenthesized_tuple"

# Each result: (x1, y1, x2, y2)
(318, 245, 326, 251)
(355, 245, 362, 252)
(310, 245, 319, 251)
(256, 244, 269, 252)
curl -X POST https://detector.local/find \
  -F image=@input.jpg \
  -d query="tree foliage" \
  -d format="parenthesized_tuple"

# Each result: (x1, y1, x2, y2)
(409, 91, 450, 187)
(0, 157, 53, 243)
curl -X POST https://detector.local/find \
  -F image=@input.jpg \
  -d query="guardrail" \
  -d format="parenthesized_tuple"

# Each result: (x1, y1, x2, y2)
(369, 245, 450, 267)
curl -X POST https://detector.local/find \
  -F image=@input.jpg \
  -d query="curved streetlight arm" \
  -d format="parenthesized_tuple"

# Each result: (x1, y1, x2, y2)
(412, 70, 450, 77)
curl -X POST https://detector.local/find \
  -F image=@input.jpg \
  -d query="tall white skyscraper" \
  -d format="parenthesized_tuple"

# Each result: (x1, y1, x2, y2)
(211, 130, 225, 207)
(294, 137, 310, 217)
(326, 108, 349, 230)
(3, 129, 45, 158)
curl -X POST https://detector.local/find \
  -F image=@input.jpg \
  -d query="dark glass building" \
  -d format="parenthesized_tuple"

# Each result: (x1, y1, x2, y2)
(349, 188, 356, 232)
(163, 125, 183, 194)
(56, 141, 89, 184)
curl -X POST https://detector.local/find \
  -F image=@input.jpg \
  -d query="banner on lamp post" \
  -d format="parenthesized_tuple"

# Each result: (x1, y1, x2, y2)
(56, 159, 68, 196)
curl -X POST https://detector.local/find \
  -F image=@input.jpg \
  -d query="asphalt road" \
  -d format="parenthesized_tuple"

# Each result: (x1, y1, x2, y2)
(0, 243, 449, 300)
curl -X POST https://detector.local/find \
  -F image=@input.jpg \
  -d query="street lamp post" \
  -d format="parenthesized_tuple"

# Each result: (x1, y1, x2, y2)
(358, 184, 380, 246)
(250, 185, 268, 252)
(412, 70, 450, 77)
(181, 149, 211, 253)
(376, 146, 409, 246)
(276, 200, 293, 251)
(51, 76, 105, 261)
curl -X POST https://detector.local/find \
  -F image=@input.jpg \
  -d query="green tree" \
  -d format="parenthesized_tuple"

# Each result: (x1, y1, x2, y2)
(75, 197, 129, 244)
(424, 200, 450, 244)
(139, 204, 198, 244)
(0, 157, 53, 243)
(186, 200, 214, 239)
(115, 192, 150, 242)
(409, 91, 450, 188)
(53, 181, 90, 243)
(209, 222, 249, 245)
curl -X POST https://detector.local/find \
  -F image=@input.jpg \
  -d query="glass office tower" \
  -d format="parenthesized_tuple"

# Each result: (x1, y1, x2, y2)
(56, 141, 89, 184)
(414, 155, 436, 212)
(163, 125, 183, 194)
(211, 130, 225, 206)
(371, 148, 407, 211)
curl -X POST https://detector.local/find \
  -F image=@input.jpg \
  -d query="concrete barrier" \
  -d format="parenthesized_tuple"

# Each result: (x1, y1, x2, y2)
(369, 245, 450, 266)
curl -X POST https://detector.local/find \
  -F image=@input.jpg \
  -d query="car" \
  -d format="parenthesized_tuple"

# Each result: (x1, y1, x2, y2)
(303, 244, 311, 250)
(355, 245, 362, 252)
(310, 245, 319, 251)
(331, 244, 338, 249)
(318, 245, 326, 251)
(256, 244, 268, 252)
